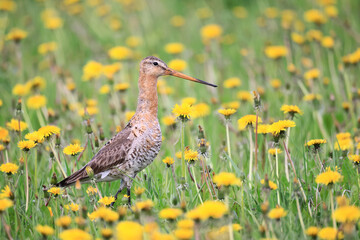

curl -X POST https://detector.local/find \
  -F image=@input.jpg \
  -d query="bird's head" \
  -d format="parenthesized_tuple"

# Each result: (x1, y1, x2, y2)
(140, 56, 217, 87)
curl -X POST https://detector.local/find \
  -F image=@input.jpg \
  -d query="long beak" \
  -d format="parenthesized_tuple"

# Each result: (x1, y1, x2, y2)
(164, 68, 217, 87)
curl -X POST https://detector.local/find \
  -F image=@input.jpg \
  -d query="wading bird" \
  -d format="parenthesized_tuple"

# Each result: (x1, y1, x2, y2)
(56, 56, 216, 205)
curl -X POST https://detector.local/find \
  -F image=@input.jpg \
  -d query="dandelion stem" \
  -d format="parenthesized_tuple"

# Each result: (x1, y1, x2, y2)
(330, 188, 336, 229)
(49, 142, 67, 178)
(36, 109, 46, 127)
(248, 127, 254, 184)
(254, 111, 259, 170)
(225, 194, 234, 240)
(275, 150, 280, 206)
(1, 214, 13, 240)
(284, 128, 290, 182)
(225, 121, 232, 169)
(24, 153, 29, 212)
(200, 157, 213, 200)
(170, 164, 181, 201)
(190, 166, 203, 203)
(181, 121, 186, 181)
(295, 196, 306, 238)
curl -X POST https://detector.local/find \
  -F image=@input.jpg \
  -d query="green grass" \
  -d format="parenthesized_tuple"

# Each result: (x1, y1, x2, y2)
(0, 0, 360, 239)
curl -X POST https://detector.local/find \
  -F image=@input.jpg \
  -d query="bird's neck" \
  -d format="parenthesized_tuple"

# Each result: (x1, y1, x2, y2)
(135, 73, 158, 120)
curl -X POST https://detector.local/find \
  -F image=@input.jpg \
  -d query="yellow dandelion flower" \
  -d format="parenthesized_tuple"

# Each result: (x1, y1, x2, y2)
(184, 149, 198, 163)
(201, 24, 222, 41)
(304, 68, 320, 80)
(126, 36, 141, 48)
(268, 148, 282, 156)
(269, 120, 296, 136)
(5, 28, 27, 42)
(0, 0, 16, 12)
(303, 93, 322, 101)
(12, 83, 30, 96)
(56, 216, 72, 228)
(197, 7, 213, 19)
(98, 196, 115, 206)
(78, 107, 98, 117)
(322, 36, 334, 48)
(304, 9, 327, 24)
(59, 228, 92, 240)
(191, 103, 210, 119)
(108, 46, 132, 60)
(213, 172, 242, 187)
(168, 59, 187, 72)
(0, 185, 12, 199)
(134, 186, 145, 196)
(0, 163, 19, 174)
(162, 156, 174, 166)
(270, 79, 281, 89)
(0, 127, 9, 141)
(174, 228, 193, 240)
(165, 42, 184, 54)
(101, 228, 113, 239)
(82, 60, 103, 81)
(181, 97, 196, 106)
(223, 77, 241, 88)
(48, 187, 63, 196)
(27, 76, 46, 90)
(268, 206, 287, 220)
(318, 227, 343, 240)
(171, 15, 185, 27)
(6, 119, 27, 132)
(36, 225, 54, 236)
(173, 103, 192, 120)
(162, 115, 176, 126)
(218, 108, 236, 118)
(99, 84, 111, 94)
(18, 140, 37, 151)
(333, 205, 360, 223)
(0, 198, 13, 212)
(233, 6, 247, 19)
(325, 5, 338, 18)
(237, 91, 253, 102)
(102, 63, 122, 79)
(306, 226, 319, 237)
(26, 95, 47, 109)
(222, 101, 240, 110)
(315, 167, 343, 185)
(349, 154, 360, 164)
(116, 221, 143, 240)
(114, 82, 130, 92)
(261, 179, 278, 190)
(291, 32, 305, 45)
(306, 139, 326, 149)
(175, 151, 182, 159)
(90, 207, 119, 222)
(264, 45, 287, 59)
(257, 124, 271, 134)
(45, 17, 63, 29)
(307, 29, 323, 42)
(38, 41, 57, 55)
(38, 125, 60, 138)
(125, 111, 135, 122)
(238, 115, 262, 130)
(159, 208, 183, 220)
(280, 105, 303, 116)
(86, 186, 97, 195)
(200, 200, 228, 219)
(64, 203, 80, 212)
(63, 144, 83, 156)
(177, 219, 194, 229)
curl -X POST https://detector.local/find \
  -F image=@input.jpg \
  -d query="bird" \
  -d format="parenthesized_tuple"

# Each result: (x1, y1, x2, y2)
(56, 56, 216, 205)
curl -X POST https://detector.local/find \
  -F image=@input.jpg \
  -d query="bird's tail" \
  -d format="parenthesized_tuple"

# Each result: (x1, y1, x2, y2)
(55, 166, 89, 187)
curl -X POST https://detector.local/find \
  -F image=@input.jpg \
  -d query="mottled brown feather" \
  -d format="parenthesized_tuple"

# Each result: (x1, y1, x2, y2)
(57, 124, 133, 187)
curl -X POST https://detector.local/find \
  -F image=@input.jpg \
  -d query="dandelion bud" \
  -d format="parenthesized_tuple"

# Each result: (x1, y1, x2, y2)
(16, 98, 22, 113)
(199, 139, 207, 154)
(172, 196, 178, 206)
(55, 134, 61, 148)
(117, 206, 127, 218)
(198, 125, 205, 139)
(94, 135, 99, 148)
(180, 200, 187, 211)
(253, 91, 261, 110)
(261, 201, 269, 214)
(121, 99, 126, 112)
(86, 120, 93, 134)
(50, 173, 57, 186)
(75, 180, 81, 190)
(110, 104, 116, 115)
(50, 151, 54, 160)
(98, 125, 105, 141)
(81, 206, 87, 218)
(19, 157, 24, 164)
(85, 166, 94, 178)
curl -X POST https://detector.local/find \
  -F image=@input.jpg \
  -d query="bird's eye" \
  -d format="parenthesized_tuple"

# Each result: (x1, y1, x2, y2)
(153, 62, 158, 66)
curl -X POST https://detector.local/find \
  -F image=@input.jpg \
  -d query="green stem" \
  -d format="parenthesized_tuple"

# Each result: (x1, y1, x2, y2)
(181, 121, 186, 181)
(24, 153, 29, 212)
(49, 142, 67, 178)
(34, 150, 38, 195)
(275, 151, 280, 206)
(191, 166, 203, 204)
(225, 194, 234, 240)
(36, 109, 46, 127)
(284, 128, 290, 182)
(226, 121, 232, 169)
(330, 189, 336, 229)
(248, 127, 254, 184)
(295, 196, 306, 238)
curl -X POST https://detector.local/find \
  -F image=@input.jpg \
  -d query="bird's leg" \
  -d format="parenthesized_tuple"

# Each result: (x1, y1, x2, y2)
(111, 180, 125, 207)
(127, 187, 131, 206)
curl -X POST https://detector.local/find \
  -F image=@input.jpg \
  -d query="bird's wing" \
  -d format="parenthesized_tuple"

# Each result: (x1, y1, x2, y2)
(87, 123, 133, 174)
(57, 123, 134, 186)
